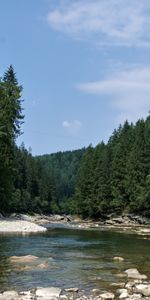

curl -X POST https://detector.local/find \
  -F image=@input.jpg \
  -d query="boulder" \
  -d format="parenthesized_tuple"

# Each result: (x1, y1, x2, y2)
(124, 268, 147, 280)
(135, 284, 150, 296)
(0, 290, 19, 300)
(9, 255, 38, 263)
(100, 292, 115, 299)
(119, 289, 129, 298)
(36, 287, 61, 299)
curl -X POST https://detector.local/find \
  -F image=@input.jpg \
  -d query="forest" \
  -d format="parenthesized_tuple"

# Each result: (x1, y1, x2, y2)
(0, 66, 150, 217)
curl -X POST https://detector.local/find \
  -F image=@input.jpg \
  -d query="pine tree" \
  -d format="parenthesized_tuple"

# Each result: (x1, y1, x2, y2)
(0, 66, 24, 213)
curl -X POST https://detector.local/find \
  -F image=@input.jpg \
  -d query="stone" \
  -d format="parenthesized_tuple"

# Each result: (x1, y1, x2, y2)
(65, 288, 79, 293)
(116, 289, 127, 295)
(125, 282, 135, 290)
(60, 296, 68, 300)
(124, 268, 147, 280)
(36, 287, 61, 299)
(113, 256, 124, 262)
(119, 289, 129, 298)
(9, 255, 38, 263)
(37, 263, 49, 269)
(100, 292, 115, 299)
(135, 284, 150, 296)
(126, 294, 142, 300)
(0, 290, 20, 300)
(92, 289, 101, 294)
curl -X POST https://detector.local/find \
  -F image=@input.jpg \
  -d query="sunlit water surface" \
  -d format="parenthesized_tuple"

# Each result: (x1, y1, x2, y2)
(0, 224, 149, 293)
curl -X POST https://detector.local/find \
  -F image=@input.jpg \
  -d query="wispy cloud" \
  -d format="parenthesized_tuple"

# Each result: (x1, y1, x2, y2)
(77, 67, 150, 123)
(47, 0, 150, 47)
(62, 120, 82, 134)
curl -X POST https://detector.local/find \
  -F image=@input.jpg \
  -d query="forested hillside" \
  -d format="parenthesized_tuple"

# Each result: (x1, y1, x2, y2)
(74, 119, 150, 218)
(36, 149, 85, 212)
(0, 66, 150, 218)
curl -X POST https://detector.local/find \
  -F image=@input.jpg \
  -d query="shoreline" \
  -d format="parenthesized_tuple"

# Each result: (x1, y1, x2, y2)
(0, 213, 150, 236)
(0, 219, 47, 233)
(0, 277, 150, 300)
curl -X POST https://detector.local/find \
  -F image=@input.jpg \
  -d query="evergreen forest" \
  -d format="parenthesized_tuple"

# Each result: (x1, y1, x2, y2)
(0, 66, 150, 218)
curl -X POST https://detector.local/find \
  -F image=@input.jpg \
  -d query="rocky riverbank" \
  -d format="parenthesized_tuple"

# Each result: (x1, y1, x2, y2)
(0, 213, 150, 235)
(0, 219, 47, 233)
(0, 270, 150, 300)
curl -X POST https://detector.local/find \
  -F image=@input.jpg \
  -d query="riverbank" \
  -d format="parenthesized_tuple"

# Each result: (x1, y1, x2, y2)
(0, 219, 47, 233)
(0, 273, 150, 299)
(0, 213, 150, 235)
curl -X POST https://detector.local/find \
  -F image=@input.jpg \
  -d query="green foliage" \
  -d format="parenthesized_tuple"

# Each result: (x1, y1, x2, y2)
(74, 118, 150, 218)
(1, 65, 150, 218)
(0, 66, 57, 215)
(0, 66, 23, 213)
(36, 148, 85, 207)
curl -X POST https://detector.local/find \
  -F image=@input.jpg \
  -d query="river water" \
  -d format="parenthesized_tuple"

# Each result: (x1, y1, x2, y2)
(0, 224, 149, 293)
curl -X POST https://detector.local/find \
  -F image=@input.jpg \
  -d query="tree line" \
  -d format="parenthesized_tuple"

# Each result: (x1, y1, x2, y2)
(74, 119, 150, 218)
(0, 66, 57, 214)
(0, 66, 150, 217)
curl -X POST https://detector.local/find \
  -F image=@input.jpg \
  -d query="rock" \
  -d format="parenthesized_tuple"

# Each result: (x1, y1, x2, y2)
(0, 290, 20, 300)
(126, 294, 142, 300)
(124, 268, 147, 280)
(9, 255, 39, 263)
(37, 262, 49, 269)
(92, 289, 101, 294)
(65, 288, 79, 293)
(60, 296, 68, 300)
(116, 289, 127, 295)
(119, 289, 129, 298)
(36, 287, 61, 299)
(135, 284, 150, 296)
(0, 220, 47, 233)
(125, 282, 135, 290)
(100, 292, 115, 299)
(113, 256, 124, 262)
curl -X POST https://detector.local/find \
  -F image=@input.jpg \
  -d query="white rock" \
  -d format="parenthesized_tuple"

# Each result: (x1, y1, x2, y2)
(65, 288, 79, 292)
(60, 296, 68, 300)
(0, 220, 47, 233)
(113, 256, 124, 262)
(0, 290, 20, 300)
(125, 282, 135, 289)
(36, 287, 61, 299)
(135, 284, 150, 296)
(117, 289, 127, 295)
(100, 292, 115, 299)
(126, 294, 142, 300)
(119, 290, 129, 298)
(124, 268, 147, 280)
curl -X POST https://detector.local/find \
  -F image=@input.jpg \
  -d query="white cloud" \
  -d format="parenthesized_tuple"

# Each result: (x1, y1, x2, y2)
(77, 67, 150, 124)
(62, 120, 82, 134)
(47, 0, 150, 47)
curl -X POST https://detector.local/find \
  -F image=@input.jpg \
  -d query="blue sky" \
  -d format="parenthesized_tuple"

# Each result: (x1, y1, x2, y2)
(1, 0, 150, 155)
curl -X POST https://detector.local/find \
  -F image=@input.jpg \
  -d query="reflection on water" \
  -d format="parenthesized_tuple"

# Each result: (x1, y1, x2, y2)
(0, 226, 149, 292)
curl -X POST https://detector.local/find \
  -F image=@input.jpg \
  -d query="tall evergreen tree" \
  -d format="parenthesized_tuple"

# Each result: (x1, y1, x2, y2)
(0, 66, 24, 213)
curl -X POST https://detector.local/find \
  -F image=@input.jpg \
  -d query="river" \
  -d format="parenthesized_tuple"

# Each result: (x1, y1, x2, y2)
(0, 224, 149, 293)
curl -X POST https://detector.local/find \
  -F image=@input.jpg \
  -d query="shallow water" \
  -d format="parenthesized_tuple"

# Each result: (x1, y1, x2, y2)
(0, 225, 149, 293)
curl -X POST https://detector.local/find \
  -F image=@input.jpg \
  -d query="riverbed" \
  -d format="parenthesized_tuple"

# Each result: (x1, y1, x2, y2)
(0, 224, 149, 294)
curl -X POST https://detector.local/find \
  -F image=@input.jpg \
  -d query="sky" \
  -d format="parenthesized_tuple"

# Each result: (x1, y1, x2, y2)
(1, 0, 150, 155)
